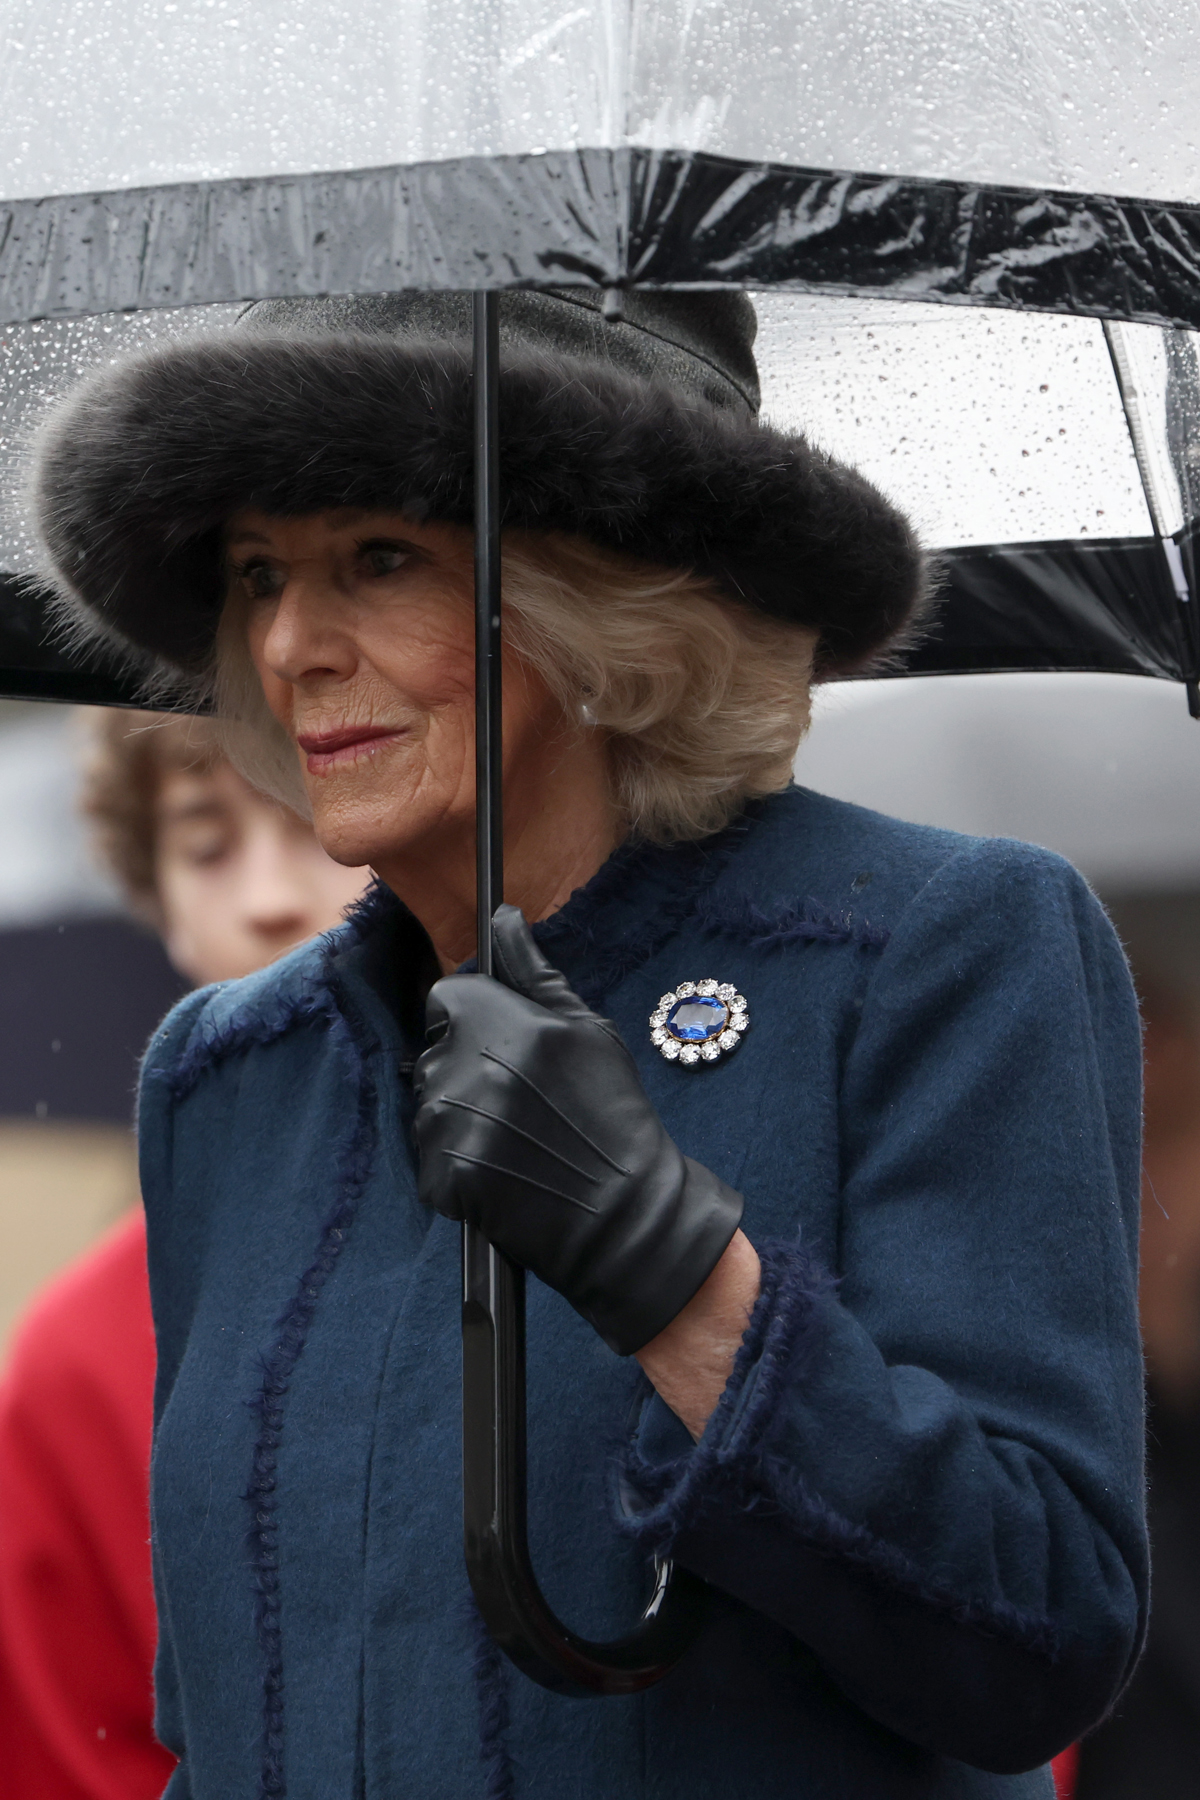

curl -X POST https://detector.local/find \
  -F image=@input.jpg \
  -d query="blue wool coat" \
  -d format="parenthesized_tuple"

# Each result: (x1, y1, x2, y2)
(141, 786, 1148, 1800)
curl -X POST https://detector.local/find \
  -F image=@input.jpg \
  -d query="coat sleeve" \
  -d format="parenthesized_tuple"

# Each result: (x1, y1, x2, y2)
(622, 839, 1147, 1774)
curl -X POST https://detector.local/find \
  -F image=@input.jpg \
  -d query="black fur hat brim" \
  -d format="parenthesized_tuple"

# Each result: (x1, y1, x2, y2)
(33, 332, 930, 681)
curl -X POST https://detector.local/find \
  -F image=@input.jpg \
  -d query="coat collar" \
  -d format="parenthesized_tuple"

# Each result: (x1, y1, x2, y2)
(339, 807, 757, 1016)
(528, 817, 752, 1007)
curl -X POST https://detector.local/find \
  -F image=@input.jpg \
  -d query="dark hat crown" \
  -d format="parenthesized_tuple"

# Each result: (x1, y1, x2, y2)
(242, 288, 761, 416)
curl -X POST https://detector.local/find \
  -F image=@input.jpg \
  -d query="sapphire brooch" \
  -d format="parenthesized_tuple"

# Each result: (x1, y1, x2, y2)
(648, 981, 749, 1066)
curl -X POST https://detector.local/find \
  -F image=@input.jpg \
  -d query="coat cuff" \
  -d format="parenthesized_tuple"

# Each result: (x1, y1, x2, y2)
(617, 1239, 1063, 1666)
(618, 1238, 836, 1549)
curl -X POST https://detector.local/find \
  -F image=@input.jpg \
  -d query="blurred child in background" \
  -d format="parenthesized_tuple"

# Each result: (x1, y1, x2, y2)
(0, 710, 368, 1798)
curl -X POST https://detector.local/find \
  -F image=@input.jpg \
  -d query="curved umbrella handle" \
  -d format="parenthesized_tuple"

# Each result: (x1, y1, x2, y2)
(465, 291, 708, 1694)
(462, 1227, 710, 1695)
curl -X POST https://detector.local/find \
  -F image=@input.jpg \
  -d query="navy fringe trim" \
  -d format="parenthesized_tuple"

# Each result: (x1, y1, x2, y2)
(243, 1010, 380, 1798)
(532, 826, 747, 1011)
(167, 980, 337, 1099)
(548, 879, 721, 1012)
(696, 894, 890, 954)
(622, 1241, 1061, 1663)
(467, 1597, 516, 1800)
(162, 880, 397, 1102)
(337, 873, 402, 945)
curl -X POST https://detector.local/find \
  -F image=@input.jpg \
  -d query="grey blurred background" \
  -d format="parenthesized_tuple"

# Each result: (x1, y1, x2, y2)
(799, 669, 1200, 893)
(0, 699, 182, 1354)
(797, 670, 1200, 1017)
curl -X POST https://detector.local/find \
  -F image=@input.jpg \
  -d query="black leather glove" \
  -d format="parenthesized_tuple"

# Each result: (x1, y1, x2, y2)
(413, 905, 744, 1356)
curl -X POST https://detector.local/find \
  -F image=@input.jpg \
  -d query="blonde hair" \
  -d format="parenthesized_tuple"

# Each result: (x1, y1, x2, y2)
(213, 532, 817, 845)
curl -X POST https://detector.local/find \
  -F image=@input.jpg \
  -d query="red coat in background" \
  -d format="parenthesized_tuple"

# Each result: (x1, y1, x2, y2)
(0, 1210, 175, 1799)
(1053, 1745, 1079, 1797)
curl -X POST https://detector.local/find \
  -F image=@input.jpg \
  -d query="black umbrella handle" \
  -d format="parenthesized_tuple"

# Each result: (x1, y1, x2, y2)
(462, 291, 709, 1695)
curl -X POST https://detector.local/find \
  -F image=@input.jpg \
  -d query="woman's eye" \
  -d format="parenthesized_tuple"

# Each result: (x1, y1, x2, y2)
(234, 558, 286, 602)
(358, 540, 412, 578)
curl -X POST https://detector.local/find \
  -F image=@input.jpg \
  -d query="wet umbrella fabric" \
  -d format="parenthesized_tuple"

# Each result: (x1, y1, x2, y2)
(3, 0, 1200, 324)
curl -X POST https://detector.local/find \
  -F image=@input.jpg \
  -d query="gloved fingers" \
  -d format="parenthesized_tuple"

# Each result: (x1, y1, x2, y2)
(416, 971, 561, 1097)
(422, 969, 548, 1045)
(420, 972, 516, 1057)
(423, 985, 450, 1046)
(491, 904, 593, 1016)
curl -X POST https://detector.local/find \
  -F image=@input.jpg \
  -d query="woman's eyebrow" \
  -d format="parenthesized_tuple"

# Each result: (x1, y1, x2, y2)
(225, 529, 273, 551)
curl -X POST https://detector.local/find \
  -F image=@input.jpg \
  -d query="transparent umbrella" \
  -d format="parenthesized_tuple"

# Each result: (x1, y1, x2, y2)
(3, 0, 1200, 1697)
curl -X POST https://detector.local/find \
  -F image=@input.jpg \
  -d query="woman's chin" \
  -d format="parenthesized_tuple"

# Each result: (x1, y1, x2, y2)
(302, 745, 474, 874)
(306, 794, 442, 873)
(314, 833, 382, 870)
(307, 813, 390, 870)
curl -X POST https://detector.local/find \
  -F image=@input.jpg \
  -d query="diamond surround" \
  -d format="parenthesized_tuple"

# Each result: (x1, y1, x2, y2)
(649, 980, 750, 1067)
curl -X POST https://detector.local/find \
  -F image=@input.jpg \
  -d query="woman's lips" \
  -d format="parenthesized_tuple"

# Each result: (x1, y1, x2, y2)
(296, 725, 405, 774)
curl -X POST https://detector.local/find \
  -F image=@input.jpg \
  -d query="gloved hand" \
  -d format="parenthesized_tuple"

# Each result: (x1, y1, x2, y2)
(413, 905, 744, 1356)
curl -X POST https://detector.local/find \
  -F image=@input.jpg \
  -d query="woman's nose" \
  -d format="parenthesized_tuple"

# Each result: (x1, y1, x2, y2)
(261, 577, 356, 685)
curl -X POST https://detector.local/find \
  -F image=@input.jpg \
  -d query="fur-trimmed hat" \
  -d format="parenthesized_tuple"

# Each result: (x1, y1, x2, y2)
(31, 288, 929, 683)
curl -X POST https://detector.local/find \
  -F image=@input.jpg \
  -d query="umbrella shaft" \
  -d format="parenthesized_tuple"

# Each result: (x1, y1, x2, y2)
(474, 290, 503, 973)
(461, 288, 707, 1694)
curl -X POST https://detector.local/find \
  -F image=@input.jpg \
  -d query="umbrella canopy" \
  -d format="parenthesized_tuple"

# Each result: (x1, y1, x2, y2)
(2, 0, 1200, 324)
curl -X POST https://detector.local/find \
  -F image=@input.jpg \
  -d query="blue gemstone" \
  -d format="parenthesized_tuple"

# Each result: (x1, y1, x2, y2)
(666, 996, 729, 1042)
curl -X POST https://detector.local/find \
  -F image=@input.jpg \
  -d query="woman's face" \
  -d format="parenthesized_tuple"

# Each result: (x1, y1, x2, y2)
(230, 508, 573, 872)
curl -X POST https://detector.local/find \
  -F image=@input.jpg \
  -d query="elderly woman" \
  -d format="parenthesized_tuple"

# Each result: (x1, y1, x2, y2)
(32, 291, 1145, 1800)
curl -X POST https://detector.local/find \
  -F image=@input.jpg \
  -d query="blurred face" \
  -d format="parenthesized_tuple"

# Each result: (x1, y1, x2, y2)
(155, 758, 370, 986)
(228, 508, 576, 872)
